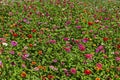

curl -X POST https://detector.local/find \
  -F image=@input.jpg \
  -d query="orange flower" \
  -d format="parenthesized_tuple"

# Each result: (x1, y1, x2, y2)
(47, 75, 54, 79)
(21, 71, 27, 78)
(95, 77, 100, 80)
(37, 65, 43, 69)
(37, 66, 46, 71)
(31, 61, 36, 65)
(38, 50, 42, 55)
(29, 44, 33, 47)
(94, 67, 102, 71)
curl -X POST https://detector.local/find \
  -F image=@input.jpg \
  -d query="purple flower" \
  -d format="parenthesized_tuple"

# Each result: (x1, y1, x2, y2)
(0, 61, 2, 65)
(11, 41, 17, 46)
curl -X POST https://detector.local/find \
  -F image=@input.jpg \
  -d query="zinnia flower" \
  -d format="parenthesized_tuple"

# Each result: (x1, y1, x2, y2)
(2, 42, 8, 46)
(84, 69, 92, 75)
(70, 68, 77, 74)
(96, 63, 102, 70)
(82, 38, 89, 43)
(11, 41, 17, 46)
(95, 77, 100, 80)
(21, 71, 27, 78)
(115, 57, 120, 62)
(78, 44, 86, 51)
(85, 54, 93, 60)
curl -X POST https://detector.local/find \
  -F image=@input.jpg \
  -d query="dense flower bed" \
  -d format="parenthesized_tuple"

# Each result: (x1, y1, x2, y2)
(0, 0, 120, 80)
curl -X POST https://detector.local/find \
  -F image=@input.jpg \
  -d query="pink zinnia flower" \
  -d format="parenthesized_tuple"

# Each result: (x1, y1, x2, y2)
(70, 68, 77, 74)
(115, 57, 120, 62)
(76, 26, 81, 29)
(49, 40, 56, 44)
(11, 41, 17, 46)
(85, 54, 93, 60)
(10, 50, 15, 55)
(96, 45, 104, 53)
(96, 63, 102, 69)
(64, 47, 71, 52)
(78, 44, 86, 51)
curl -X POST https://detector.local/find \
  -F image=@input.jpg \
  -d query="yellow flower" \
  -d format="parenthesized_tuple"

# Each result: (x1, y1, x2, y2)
(89, 38, 92, 41)
(4, 34, 9, 37)
(93, 44, 96, 47)
(95, 77, 100, 80)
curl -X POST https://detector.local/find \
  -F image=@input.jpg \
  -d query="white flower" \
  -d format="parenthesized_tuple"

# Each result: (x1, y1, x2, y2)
(2, 42, 8, 46)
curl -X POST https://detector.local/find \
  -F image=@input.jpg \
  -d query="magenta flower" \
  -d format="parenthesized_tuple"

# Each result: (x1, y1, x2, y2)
(96, 45, 104, 53)
(70, 68, 77, 74)
(82, 38, 89, 43)
(63, 37, 69, 41)
(11, 41, 17, 46)
(78, 44, 86, 51)
(85, 54, 93, 60)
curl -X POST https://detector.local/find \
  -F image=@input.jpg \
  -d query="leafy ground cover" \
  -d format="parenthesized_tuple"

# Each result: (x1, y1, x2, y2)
(0, 0, 120, 80)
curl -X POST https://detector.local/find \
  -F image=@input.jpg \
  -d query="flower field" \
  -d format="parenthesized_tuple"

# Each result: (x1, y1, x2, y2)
(0, 0, 120, 80)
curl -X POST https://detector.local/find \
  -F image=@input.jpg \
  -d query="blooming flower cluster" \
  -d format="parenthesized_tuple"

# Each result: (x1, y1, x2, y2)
(0, 0, 120, 80)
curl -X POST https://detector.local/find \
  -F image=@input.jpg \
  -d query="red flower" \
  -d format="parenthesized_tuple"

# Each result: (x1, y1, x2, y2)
(117, 44, 120, 49)
(28, 34, 32, 38)
(88, 22, 93, 26)
(31, 29, 36, 32)
(84, 69, 92, 75)
(103, 37, 108, 42)
(13, 33, 18, 37)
